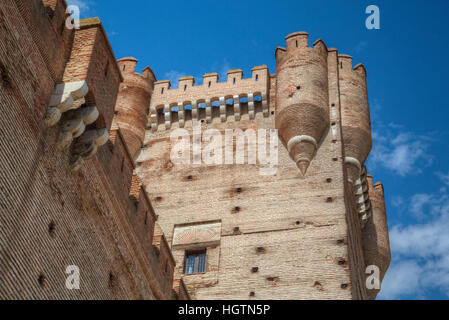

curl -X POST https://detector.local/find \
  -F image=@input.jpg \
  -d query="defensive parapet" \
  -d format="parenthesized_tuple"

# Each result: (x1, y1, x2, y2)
(275, 31, 329, 175)
(149, 66, 270, 130)
(115, 57, 156, 158)
(338, 54, 372, 184)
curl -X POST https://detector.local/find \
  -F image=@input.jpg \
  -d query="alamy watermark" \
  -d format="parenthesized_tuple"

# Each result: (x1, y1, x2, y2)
(66, 5, 81, 30)
(65, 265, 80, 290)
(170, 120, 279, 176)
(366, 265, 381, 290)
(366, 5, 380, 30)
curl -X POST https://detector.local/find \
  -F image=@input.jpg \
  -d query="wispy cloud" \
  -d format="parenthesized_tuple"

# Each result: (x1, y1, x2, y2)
(369, 130, 433, 176)
(391, 195, 405, 208)
(437, 171, 449, 187)
(218, 60, 232, 81)
(409, 193, 433, 219)
(163, 70, 187, 89)
(354, 41, 368, 53)
(379, 185, 449, 299)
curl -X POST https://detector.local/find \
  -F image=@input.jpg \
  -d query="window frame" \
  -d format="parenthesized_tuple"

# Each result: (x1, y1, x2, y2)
(184, 249, 207, 275)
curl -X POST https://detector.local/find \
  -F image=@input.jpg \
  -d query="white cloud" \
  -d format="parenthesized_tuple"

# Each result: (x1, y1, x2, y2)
(380, 260, 422, 299)
(369, 131, 432, 176)
(391, 196, 404, 208)
(379, 187, 449, 299)
(409, 193, 433, 219)
(437, 172, 449, 187)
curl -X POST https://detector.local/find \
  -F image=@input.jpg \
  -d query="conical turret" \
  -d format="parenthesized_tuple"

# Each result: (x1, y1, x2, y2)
(275, 32, 329, 175)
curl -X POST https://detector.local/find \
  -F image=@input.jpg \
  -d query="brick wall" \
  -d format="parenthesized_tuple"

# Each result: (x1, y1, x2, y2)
(0, 0, 179, 300)
(137, 108, 358, 299)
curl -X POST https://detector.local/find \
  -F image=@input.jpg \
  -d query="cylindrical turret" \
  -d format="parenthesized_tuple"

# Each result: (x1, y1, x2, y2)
(115, 57, 156, 158)
(362, 175, 391, 300)
(339, 55, 372, 183)
(275, 32, 329, 175)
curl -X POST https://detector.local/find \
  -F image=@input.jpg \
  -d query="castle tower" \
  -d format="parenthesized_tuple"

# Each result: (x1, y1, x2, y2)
(115, 57, 156, 158)
(127, 31, 391, 300)
(275, 32, 329, 175)
(338, 55, 372, 184)
(363, 176, 391, 299)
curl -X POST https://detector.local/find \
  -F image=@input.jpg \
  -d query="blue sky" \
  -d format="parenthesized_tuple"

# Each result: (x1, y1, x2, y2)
(68, 0, 449, 299)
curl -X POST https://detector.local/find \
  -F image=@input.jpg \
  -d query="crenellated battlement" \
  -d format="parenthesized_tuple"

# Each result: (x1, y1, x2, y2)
(149, 65, 271, 130)
(338, 54, 367, 76)
(275, 32, 328, 67)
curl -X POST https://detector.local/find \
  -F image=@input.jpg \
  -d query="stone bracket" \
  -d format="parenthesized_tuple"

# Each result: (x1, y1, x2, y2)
(45, 81, 89, 127)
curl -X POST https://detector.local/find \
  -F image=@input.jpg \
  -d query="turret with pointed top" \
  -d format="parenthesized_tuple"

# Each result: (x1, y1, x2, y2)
(275, 32, 330, 175)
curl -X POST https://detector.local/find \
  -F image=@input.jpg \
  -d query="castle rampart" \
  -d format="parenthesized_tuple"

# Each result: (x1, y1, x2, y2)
(135, 30, 390, 300)
(149, 65, 270, 130)
(0, 0, 390, 300)
(0, 0, 186, 300)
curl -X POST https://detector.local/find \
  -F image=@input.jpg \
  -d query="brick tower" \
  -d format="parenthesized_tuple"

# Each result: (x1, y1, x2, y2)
(115, 57, 156, 158)
(134, 31, 391, 299)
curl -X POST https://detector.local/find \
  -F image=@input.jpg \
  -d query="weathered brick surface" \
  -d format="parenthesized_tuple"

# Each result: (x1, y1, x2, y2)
(63, 18, 122, 131)
(0, 0, 179, 300)
(135, 33, 390, 300)
(0, 0, 390, 300)
(115, 57, 155, 158)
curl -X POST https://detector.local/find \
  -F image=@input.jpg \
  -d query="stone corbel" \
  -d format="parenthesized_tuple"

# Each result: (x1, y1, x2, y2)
(178, 102, 185, 128)
(150, 106, 158, 132)
(233, 95, 241, 121)
(164, 104, 171, 129)
(70, 128, 109, 171)
(262, 93, 269, 117)
(248, 94, 255, 120)
(45, 81, 89, 127)
(192, 101, 198, 120)
(205, 99, 212, 123)
(57, 106, 99, 150)
(219, 97, 226, 122)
